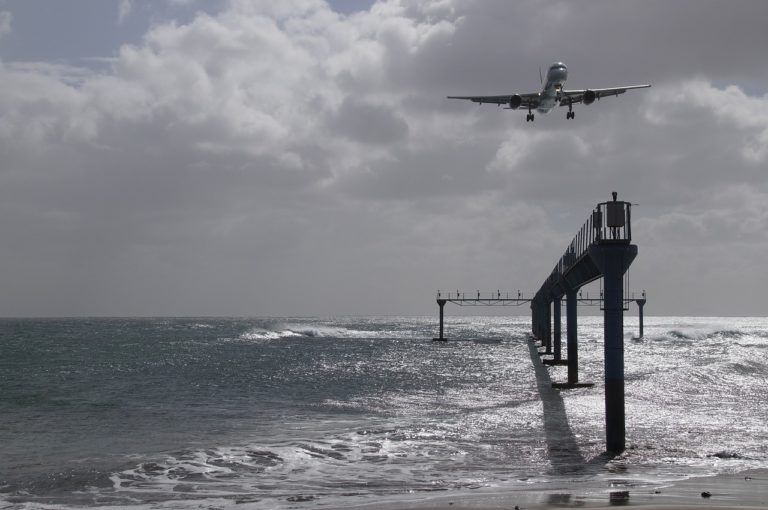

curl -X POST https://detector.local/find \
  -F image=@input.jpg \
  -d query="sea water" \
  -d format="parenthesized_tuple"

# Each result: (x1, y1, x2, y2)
(1, 316, 767, 509)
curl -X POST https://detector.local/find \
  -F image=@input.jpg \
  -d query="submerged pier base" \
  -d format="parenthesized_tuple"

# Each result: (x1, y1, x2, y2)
(551, 288, 593, 388)
(589, 243, 638, 453)
(432, 299, 447, 341)
(543, 297, 568, 366)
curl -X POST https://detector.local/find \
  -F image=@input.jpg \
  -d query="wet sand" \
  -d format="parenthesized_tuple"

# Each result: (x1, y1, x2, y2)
(349, 469, 768, 510)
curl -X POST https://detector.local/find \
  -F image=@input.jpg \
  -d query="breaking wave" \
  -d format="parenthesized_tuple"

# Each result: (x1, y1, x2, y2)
(236, 323, 411, 342)
(106, 430, 480, 509)
(238, 328, 306, 341)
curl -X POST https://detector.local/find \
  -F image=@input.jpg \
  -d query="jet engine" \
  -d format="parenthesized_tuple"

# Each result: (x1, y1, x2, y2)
(509, 94, 523, 109)
(583, 89, 596, 105)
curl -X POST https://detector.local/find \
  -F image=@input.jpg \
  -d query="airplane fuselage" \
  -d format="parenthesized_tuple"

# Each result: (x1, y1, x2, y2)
(537, 62, 568, 114)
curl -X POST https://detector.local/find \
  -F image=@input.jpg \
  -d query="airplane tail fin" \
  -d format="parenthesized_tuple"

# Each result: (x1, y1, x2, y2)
(539, 66, 543, 85)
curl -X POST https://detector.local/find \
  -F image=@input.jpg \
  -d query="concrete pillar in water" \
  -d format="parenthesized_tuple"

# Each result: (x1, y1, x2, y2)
(553, 296, 562, 360)
(637, 296, 646, 338)
(433, 299, 447, 341)
(545, 295, 568, 367)
(544, 300, 552, 354)
(535, 301, 545, 345)
(566, 288, 579, 384)
(589, 243, 638, 453)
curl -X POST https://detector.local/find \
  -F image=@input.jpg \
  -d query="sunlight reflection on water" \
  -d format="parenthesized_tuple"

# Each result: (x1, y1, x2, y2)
(1, 316, 767, 509)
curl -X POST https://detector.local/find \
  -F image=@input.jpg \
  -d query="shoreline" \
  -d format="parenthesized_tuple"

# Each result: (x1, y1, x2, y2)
(345, 469, 768, 510)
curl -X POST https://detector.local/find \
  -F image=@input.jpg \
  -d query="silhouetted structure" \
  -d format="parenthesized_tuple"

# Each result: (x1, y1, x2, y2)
(433, 192, 644, 454)
(432, 291, 531, 341)
(531, 192, 637, 453)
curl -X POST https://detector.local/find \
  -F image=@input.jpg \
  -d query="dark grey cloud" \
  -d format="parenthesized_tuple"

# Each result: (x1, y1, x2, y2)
(385, 0, 768, 96)
(0, 0, 767, 316)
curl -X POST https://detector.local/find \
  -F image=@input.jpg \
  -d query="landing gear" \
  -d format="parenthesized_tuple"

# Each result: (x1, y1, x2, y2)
(566, 111, 575, 119)
(525, 106, 535, 122)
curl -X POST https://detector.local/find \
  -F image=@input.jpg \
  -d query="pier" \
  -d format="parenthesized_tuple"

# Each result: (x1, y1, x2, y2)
(432, 291, 532, 341)
(532, 191, 637, 453)
(433, 192, 642, 453)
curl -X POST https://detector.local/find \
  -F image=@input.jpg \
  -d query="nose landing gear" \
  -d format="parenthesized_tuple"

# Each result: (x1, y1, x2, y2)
(526, 107, 535, 122)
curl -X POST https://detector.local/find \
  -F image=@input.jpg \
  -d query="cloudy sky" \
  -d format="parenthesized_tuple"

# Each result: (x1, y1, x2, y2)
(1, 0, 767, 317)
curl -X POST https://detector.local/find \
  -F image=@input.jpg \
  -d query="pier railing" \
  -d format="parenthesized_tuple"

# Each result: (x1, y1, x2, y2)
(541, 196, 631, 291)
(437, 290, 531, 301)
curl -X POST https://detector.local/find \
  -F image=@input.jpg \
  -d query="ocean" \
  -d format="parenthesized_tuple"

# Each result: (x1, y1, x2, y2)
(1, 316, 767, 509)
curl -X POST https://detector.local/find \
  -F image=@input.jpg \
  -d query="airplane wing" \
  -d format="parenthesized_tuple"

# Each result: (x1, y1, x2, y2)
(560, 84, 651, 105)
(447, 93, 540, 109)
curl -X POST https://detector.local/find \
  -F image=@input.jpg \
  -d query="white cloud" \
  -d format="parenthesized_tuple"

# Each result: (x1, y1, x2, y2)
(0, 0, 471, 315)
(646, 80, 768, 163)
(0, 10, 12, 38)
(1, 0, 768, 315)
(639, 184, 768, 246)
(118, 0, 133, 24)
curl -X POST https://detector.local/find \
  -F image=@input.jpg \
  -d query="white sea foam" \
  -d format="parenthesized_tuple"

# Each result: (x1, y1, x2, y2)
(5, 316, 768, 510)
(236, 323, 414, 342)
(104, 430, 481, 510)
(238, 328, 305, 341)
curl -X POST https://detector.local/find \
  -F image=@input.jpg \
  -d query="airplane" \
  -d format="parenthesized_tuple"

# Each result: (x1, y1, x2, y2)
(447, 62, 650, 122)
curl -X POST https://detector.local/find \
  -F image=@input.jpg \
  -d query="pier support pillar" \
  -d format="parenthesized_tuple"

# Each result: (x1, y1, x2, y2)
(433, 299, 447, 342)
(566, 288, 579, 384)
(553, 297, 562, 360)
(637, 298, 646, 338)
(543, 296, 568, 366)
(544, 300, 552, 354)
(551, 286, 592, 384)
(589, 243, 638, 453)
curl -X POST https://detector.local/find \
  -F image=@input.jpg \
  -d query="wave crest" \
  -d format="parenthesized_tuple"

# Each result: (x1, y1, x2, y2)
(237, 324, 386, 341)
